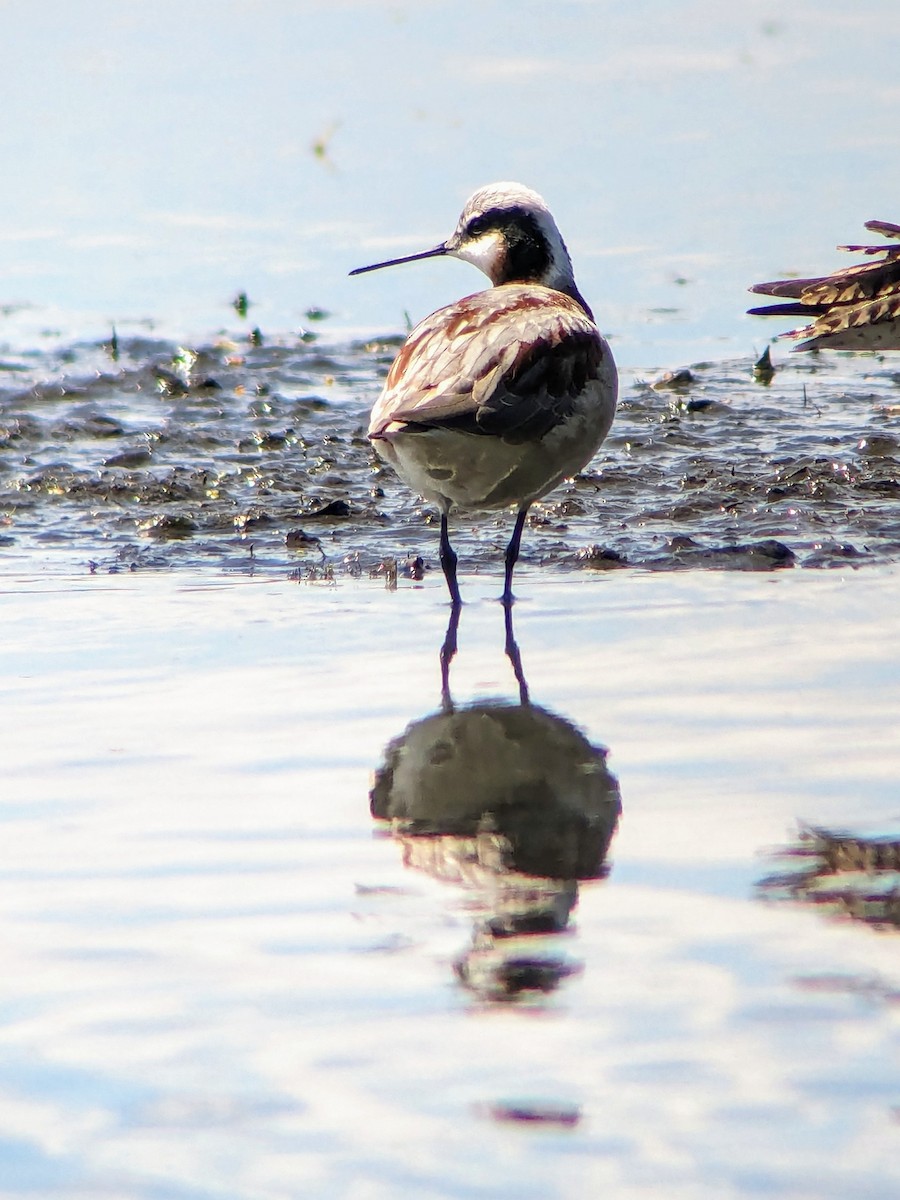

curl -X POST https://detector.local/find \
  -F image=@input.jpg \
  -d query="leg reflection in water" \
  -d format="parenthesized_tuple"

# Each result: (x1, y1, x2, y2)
(439, 602, 462, 712)
(503, 598, 529, 706)
(440, 598, 529, 710)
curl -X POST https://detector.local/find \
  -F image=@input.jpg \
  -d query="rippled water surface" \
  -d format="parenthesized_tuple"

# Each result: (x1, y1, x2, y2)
(3, 571, 900, 1198)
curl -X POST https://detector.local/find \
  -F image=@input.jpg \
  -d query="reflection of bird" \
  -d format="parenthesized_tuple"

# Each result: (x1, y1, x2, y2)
(371, 701, 620, 880)
(351, 182, 618, 604)
(370, 601, 621, 1001)
(758, 823, 900, 930)
(749, 220, 900, 350)
(371, 697, 621, 1000)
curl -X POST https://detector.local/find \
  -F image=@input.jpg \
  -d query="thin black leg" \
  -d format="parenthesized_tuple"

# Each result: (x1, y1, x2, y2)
(503, 595, 530, 706)
(502, 507, 529, 604)
(439, 511, 462, 607)
(439, 601, 462, 711)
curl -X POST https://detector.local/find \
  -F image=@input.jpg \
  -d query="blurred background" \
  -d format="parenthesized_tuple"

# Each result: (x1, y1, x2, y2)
(1, 0, 899, 367)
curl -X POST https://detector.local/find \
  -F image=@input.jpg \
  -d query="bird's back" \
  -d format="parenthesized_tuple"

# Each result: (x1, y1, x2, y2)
(369, 284, 614, 440)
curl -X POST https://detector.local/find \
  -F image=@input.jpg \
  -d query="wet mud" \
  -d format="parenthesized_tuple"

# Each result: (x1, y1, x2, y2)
(1, 328, 898, 578)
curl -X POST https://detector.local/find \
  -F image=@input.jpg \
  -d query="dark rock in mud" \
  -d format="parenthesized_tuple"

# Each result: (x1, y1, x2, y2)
(138, 514, 198, 539)
(285, 528, 322, 550)
(668, 538, 795, 570)
(652, 367, 696, 390)
(575, 545, 629, 570)
(303, 499, 352, 519)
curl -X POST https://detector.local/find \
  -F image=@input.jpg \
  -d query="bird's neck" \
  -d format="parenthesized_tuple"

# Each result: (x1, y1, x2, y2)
(500, 230, 595, 321)
(544, 265, 594, 321)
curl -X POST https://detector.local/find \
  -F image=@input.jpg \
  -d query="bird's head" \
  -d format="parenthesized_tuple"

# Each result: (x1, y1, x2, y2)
(351, 182, 589, 313)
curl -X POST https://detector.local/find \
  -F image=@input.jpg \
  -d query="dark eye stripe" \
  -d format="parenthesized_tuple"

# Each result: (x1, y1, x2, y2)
(462, 207, 549, 282)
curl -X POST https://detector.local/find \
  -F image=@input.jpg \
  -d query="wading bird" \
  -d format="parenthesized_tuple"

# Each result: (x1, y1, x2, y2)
(351, 182, 618, 605)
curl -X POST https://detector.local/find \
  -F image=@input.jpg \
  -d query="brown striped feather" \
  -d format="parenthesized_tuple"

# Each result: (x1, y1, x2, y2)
(369, 285, 605, 441)
(749, 219, 900, 349)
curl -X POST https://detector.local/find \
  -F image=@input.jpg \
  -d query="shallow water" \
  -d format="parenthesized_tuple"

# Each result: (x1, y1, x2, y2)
(2, 570, 900, 1198)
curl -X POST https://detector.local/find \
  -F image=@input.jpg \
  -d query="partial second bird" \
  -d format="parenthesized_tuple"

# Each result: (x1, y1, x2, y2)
(749, 219, 900, 351)
(351, 182, 617, 605)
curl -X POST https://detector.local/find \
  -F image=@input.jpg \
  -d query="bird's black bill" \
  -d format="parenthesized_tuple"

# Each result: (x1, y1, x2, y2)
(349, 244, 448, 276)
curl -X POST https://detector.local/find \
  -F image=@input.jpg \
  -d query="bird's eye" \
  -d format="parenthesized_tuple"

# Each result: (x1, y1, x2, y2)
(465, 214, 491, 238)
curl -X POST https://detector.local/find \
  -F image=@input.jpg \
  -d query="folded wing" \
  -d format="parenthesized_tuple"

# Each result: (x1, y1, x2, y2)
(369, 285, 608, 443)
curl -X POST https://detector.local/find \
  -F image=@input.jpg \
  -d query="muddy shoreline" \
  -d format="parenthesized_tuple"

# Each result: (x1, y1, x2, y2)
(1, 329, 898, 581)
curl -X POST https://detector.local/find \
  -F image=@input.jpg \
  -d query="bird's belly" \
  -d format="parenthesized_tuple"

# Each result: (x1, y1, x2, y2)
(374, 379, 616, 513)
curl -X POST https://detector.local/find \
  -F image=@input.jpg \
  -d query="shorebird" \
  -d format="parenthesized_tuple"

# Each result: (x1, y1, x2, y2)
(749, 219, 900, 350)
(351, 182, 617, 605)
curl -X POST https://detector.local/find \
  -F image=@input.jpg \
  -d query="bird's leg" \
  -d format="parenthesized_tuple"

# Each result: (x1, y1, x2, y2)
(502, 507, 529, 604)
(503, 595, 530, 706)
(439, 511, 462, 607)
(439, 601, 462, 711)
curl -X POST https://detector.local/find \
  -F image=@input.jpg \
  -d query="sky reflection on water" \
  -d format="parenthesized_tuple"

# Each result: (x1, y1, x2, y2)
(1, 1, 899, 364)
(1, 572, 899, 1196)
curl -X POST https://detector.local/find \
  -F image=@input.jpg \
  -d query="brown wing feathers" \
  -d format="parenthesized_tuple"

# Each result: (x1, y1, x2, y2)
(749, 220, 900, 345)
(373, 286, 602, 441)
(474, 332, 603, 441)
